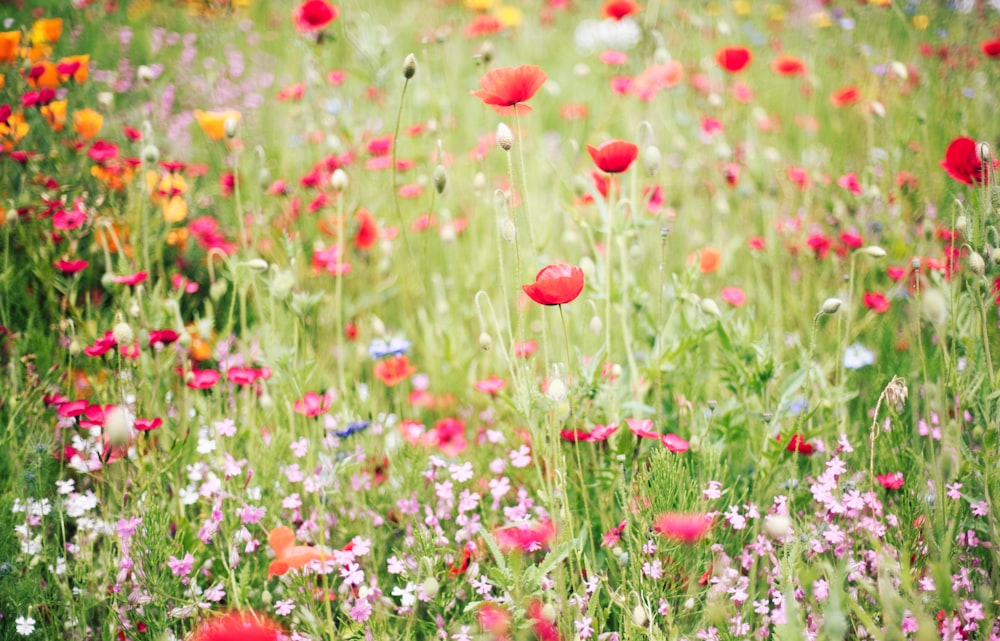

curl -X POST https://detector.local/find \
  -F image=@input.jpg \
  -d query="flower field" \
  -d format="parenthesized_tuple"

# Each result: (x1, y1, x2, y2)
(2, 0, 1000, 639)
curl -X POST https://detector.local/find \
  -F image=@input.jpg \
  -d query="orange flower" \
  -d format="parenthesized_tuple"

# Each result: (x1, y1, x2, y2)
(771, 54, 806, 76)
(73, 108, 103, 140)
(267, 526, 329, 578)
(41, 100, 67, 131)
(688, 247, 721, 273)
(194, 109, 240, 140)
(28, 61, 60, 89)
(0, 112, 29, 148)
(30, 18, 63, 44)
(373, 355, 417, 386)
(0, 74, 4, 90)
(471, 64, 547, 116)
(58, 54, 90, 83)
(0, 31, 21, 64)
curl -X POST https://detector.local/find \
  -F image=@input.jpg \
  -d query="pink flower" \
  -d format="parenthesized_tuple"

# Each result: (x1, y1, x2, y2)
(292, 0, 339, 33)
(53, 258, 89, 274)
(661, 433, 689, 453)
(495, 519, 555, 553)
(186, 369, 220, 390)
(293, 391, 333, 417)
(652, 512, 712, 544)
(876, 472, 904, 490)
(720, 287, 746, 307)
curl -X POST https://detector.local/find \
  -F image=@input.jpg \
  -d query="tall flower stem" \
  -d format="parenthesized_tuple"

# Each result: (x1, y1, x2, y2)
(334, 189, 347, 400)
(391, 75, 413, 258)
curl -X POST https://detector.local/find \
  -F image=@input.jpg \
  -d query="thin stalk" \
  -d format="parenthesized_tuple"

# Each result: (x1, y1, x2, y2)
(335, 190, 346, 399)
(391, 76, 413, 258)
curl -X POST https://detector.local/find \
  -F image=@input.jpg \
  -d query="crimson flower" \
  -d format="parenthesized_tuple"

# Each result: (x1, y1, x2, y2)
(771, 54, 807, 76)
(561, 423, 617, 442)
(876, 471, 904, 490)
(373, 355, 417, 386)
(186, 368, 220, 390)
(189, 611, 285, 641)
(940, 137, 991, 186)
(715, 46, 752, 73)
(587, 139, 638, 173)
(981, 38, 1000, 58)
(471, 64, 547, 116)
(863, 291, 890, 314)
(602, 0, 640, 20)
(652, 512, 712, 544)
(662, 433, 689, 453)
(53, 258, 89, 274)
(783, 433, 814, 455)
(134, 417, 163, 432)
(830, 86, 859, 108)
(496, 519, 556, 553)
(522, 263, 584, 306)
(292, 0, 339, 32)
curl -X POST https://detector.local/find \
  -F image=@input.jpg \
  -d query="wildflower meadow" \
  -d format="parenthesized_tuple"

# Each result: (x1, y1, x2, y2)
(2, 0, 1000, 639)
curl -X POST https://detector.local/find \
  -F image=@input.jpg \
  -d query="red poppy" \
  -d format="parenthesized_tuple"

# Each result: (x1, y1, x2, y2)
(715, 46, 752, 73)
(190, 611, 285, 641)
(422, 417, 467, 456)
(465, 14, 504, 38)
(471, 64, 547, 116)
(587, 139, 638, 174)
(830, 86, 859, 107)
(53, 258, 89, 274)
(134, 417, 163, 432)
(981, 38, 1000, 58)
(373, 355, 417, 386)
(353, 207, 378, 250)
(771, 54, 807, 76)
(186, 369, 220, 390)
(652, 512, 712, 544)
(561, 423, 618, 442)
(522, 263, 584, 306)
(863, 291, 890, 314)
(111, 271, 149, 286)
(940, 136, 991, 186)
(783, 433, 814, 455)
(602, 0, 640, 20)
(292, 0, 339, 32)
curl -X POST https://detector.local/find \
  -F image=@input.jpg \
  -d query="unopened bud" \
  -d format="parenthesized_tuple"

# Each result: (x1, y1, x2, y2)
(244, 258, 269, 272)
(821, 298, 842, 315)
(403, 53, 417, 79)
(546, 378, 567, 403)
(859, 245, 886, 258)
(642, 145, 661, 176)
(499, 218, 516, 243)
(700, 298, 721, 317)
(210, 280, 228, 301)
(978, 141, 992, 163)
(955, 215, 968, 235)
(473, 172, 487, 193)
(104, 406, 132, 448)
(68, 340, 81, 356)
(421, 576, 439, 598)
(97, 91, 114, 108)
(141, 144, 160, 164)
(496, 123, 513, 151)
(968, 251, 985, 276)
(113, 321, 134, 346)
(870, 101, 886, 118)
(478, 332, 492, 351)
(224, 117, 238, 139)
(259, 390, 273, 409)
(136, 65, 154, 82)
(331, 168, 349, 190)
(101, 272, 115, 289)
(992, 247, 1000, 265)
(539, 603, 557, 623)
(589, 315, 602, 336)
(4, 210, 17, 225)
(632, 605, 649, 627)
(433, 165, 447, 194)
(763, 514, 793, 539)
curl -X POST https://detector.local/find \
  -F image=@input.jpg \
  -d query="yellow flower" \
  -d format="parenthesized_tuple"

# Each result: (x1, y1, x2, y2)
(465, 0, 494, 10)
(810, 11, 832, 28)
(194, 109, 240, 141)
(41, 100, 67, 131)
(912, 14, 929, 30)
(59, 54, 90, 83)
(30, 18, 63, 45)
(495, 5, 523, 27)
(732, 0, 750, 16)
(73, 108, 104, 140)
(163, 195, 188, 223)
(0, 31, 21, 64)
(0, 112, 29, 148)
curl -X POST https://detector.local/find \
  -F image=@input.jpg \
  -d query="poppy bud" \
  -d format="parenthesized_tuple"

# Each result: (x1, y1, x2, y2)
(955, 215, 967, 235)
(473, 172, 486, 193)
(261, 589, 272, 605)
(546, 378, 567, 402)
(478, 41, 493, 66)
(763, 514, 792, 539)
(968, 251, 985, 276)
(977, 141, 992, 163)
(210, 280, 228, 301)
(113, 321, 134, 346)
(821, 298, 842, 315)
(642, 145, 661, 176)
(69, 340, 81, 356)
(920, 287, 948, 326)
(4, 210, 17, 225)
(539, 603, 557, 623)
(137, 65, 154, 82)
(258, 167, 272, 189)
(632, 605, 649, 627)
(104, 406, 132, 448)
(700, 298, 721, 317)
(433, 165, 447, 194)
(478, 332, 492, 351)
(101, 272, 115, 289)
(177, 332, 192, 348)
(129, 301, 140, 318)
(141, 144, 160, 164)
(889, 61, 908, 80)
(870, 101, 886, 118)
(331, 168, 349, 190)
(371, 316, 386, 337)
(500, 218, 516, 243)
(244, 258, 269, 272)
(589, 315, 602, 336)
(992, 247, 1000, 265)
(271, 269, 295, 301)
(496, 123, 513, 151)
(859, 246, 886, 258)
(224, 117, 239, 139)
(403, 53, 417, 79)
(421, 576, 439, 598)
(97, 92, 114, 108)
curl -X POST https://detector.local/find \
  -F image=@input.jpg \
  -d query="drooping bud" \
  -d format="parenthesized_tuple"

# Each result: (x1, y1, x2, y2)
(244, 258, 269, 272)
(478, 332, 492, 351)
(433, 165, 447, 194)
(104, 406, 133, 448)
(631, 605, 649, 628)
(821, 298, 842, 315)
(496, 123, 513, 151)
(546, 378, 568, 403)
(968, 251, 986, 276)
(499, 218, 516, 243)
(403, 53, 418, 79)
(884, 375, 908, 412)
(589, 315, 602, 336)
(210, 280, 228, 301)
(137, 65, 154, 82)
(859, 245, 886, 259)
(763, 514, 793, 539)
(141, 144, 160, 164)
(992, 247, 1000, 265)
(224, 117, 238, 139)
(421, 576, 439, 598)
(700, 298, 721, 317)
(642, 145, 661, 176)
(955, 215, 968, 236)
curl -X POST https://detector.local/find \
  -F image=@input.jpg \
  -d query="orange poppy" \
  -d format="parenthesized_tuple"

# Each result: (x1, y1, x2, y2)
(30, 18, 63, 44)
(471, 64, 547, 116)
(688, 247, 721, 273)
(58, 54, 90, 83)
(194, 109, 240, 140)
(267, 526, 329, 578)
(829, 86, 859, 107)
(73, 109, 103, 140)
(28, 61, 60, 89)
(0, 112, 29, 148)
(373, 355, 417, 386)
(715, 46, 752, 73)
(40, 100, 67, 131)
(771, 54, 806, 76)
(0, 31, 21, 64)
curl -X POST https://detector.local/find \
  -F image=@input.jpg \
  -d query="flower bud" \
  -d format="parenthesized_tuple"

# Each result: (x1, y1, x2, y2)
(969, 251, 986, 276)
(539, 603, 557, 623)
(992, 247, 1000, 266)
(403, 53, 418, 79)
(433, 165, 447, 194)
(632, 605, 649, 627)
(141, 144, 160, 164)
(68, 340, 81, 356)
(499, 218, 516, 243)
(700, 298, 721, 317)
(104, 406, 133, 448)
(224, 117, 238, 139)
(589, 315, 602, 336)
(210, 280, 228, 301)
(496, 123, 513, 151)
(473, 172, 487, 193)
(137, 65, 154, 82)
(101, 272, 115, 289)
(763, 514, 793, 539)
(331, 168, 349, 190)
(955, 215, 968, 235)
(978, 141, 992, 163)
(821, 298, 842, 315)
(4, 210, 17, 225)
(244, 258, 269, 272)
(113, 321, 134, 346)
(546, 378, 567, 403)
(421, 576, 439, 598)
(97, 91, 114, 108)
(642, 145, 661, 176)
(859, 245, 886, 259)
(478, 332, 492, 351)
(870, 101, 886, 118)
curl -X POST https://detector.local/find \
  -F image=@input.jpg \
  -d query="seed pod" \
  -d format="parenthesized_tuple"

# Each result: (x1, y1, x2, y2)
(496, 123, 513, 151)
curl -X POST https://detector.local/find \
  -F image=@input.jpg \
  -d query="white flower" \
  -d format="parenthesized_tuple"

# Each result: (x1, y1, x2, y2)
(843, 343, 875, 370)
(15, 616, 36, 636)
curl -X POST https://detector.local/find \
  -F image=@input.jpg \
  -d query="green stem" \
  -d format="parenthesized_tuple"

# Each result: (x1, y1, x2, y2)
(392, 77, 413, 258)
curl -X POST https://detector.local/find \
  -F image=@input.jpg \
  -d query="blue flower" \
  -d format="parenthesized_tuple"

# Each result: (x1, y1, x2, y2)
(368, 337, 411, 360)
(844, 343, 875, 370)
(335, 420, 370, 439)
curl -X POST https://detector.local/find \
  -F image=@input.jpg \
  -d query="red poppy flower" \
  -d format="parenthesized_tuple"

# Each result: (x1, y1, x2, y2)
(186, 368, 220, 390)
(783, 433, 814, 455)
(561, 423, 618, 442)
(471, 64, 547, 116)
(940, 136, 991, 186)
(715, 46, 752, 73)
(189, 611, 285, 641)
(771, 55, 807, 76)
(652, 512, 712, 544)
(134, 417, 163, 432)
(863, 291, 890, 314)
(465, 14, 504, 38)
(373, 355, 417, 386)
(353, 207, 378, 250)
(422, 417, 467, 456)
(830, 86, 859, 107)
(53, 258, 89, 274)
(602, 0, 640, 20)
(981, 38, 1000, 58)
(587, 139, 639, 174)
(522, 263, 584, 306)
(111, 271, 149, 286)
(292, 0, 339, 32)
